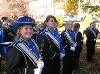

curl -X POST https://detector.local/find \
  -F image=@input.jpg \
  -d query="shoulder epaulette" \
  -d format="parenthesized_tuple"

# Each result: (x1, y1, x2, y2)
(9, 42, 17, 47)
(38, 29, 46, 35)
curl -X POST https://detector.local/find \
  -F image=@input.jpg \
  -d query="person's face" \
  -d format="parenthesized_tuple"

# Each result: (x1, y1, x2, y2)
(18, 25, 33, 40)
(93, 23, 96, 28)
(46, 18, 58, 29)
(90, 24, 94, 28)
(65, 23, 70, 29)
(69, 24, 74, 30)
(65, 22, 74, 30)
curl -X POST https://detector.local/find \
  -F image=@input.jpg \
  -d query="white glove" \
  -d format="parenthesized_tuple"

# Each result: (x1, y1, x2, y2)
(74, 43, 77, 47)
(34, 60, 44, 74)
(60, 53, 65, 59)
(70, 46, 75, 51)
(94, 39, 96, 41)
(0, 54, 1, 58)
(37, 60, 44, 68)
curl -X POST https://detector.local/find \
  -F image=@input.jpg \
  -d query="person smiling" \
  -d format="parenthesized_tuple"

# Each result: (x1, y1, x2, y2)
(37, 15, 64, 74)
(7, 16, 41, 74)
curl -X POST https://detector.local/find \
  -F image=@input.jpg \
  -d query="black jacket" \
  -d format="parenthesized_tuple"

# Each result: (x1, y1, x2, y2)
(61, 30, 74, 56)
(8, 41, 36, 74)
(36, 30, 60, 61)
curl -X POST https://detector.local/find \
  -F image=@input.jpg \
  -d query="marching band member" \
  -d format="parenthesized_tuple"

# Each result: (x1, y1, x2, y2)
(92, 21, 99, 40)
(61, 21, 76, 74)
(84, 22, 98, 62)
(37, 15, 64, 74)
(73, 23, 83, 69)
(8, 16, 41, 74)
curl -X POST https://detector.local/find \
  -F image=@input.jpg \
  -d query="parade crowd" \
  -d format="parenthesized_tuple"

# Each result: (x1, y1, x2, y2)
(0, 15, 99, 74)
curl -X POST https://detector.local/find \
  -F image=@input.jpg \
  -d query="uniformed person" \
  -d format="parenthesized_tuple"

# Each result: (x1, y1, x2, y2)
(84, 22, 98, 62)
(0, 22, 5, 56)
(92, 21, 99, 40)
(61, 21, 76, 74)
(7, 16, 41, 74)
(73, 23, 83, 69)
(37, 15, 64, 74)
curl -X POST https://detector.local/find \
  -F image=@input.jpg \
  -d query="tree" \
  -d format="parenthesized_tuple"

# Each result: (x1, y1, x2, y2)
(53, 0, 60, 2)
(2, 0, 30, 17)
(82, 2, 100, 13)
(65, 0, 78, 15)
(9, 0, 28, 16)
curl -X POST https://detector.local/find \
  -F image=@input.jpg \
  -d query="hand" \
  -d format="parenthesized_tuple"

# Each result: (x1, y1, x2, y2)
(60, 53, 65, 59)
(94, 39, 96, 41)
(74, 43, 77, 47)
(37, 60, 44, 68)
(35, 60, 44, 74)
(70, 46, 75, 51)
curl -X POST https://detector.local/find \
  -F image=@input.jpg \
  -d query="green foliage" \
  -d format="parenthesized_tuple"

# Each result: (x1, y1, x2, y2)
(96, 13, 100, 17)
(82, 3, 100, 13)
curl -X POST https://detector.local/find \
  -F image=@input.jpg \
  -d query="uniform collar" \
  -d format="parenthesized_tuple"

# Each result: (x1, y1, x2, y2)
(17, 36, 32, 43)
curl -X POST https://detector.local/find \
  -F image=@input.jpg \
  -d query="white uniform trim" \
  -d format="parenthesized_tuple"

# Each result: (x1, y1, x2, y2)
(16, 43, 38, 67)
(64, 30, 75, 46)
(45, 31, 60, 49)
(90, 29, 96, 38)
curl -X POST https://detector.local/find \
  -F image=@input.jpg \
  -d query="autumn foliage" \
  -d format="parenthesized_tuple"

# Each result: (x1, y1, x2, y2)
(65, 0, 78, 15)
